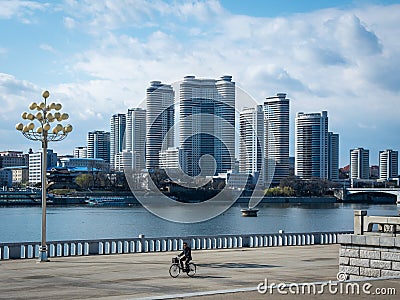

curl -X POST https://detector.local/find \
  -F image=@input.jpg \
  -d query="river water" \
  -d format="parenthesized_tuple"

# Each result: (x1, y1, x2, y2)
(0, 203, 398, 243)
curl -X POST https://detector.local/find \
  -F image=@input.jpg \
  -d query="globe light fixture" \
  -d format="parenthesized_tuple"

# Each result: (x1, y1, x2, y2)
(16, 90, 73, 262)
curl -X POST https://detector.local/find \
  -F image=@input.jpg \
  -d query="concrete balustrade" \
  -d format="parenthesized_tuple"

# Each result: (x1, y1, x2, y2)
(0, 231, 351, 260)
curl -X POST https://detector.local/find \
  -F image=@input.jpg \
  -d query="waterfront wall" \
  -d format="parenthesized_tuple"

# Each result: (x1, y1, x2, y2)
(236, 196, 336, 204)
(338, 210, 400, 279)
(0, 230, 350, 260)
(338, 235, 400, 279)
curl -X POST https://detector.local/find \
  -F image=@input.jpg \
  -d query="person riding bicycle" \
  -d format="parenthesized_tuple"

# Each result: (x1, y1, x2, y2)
(178, 242, 192, 271)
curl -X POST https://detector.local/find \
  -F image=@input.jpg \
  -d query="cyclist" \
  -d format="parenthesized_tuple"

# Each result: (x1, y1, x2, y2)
(178, 242, 192, 271)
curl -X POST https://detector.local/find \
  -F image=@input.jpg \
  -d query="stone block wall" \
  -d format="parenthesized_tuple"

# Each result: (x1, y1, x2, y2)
(338, 234, 400, 279)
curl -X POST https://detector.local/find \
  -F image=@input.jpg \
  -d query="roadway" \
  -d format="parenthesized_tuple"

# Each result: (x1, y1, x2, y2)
(0, 245, 399, 299)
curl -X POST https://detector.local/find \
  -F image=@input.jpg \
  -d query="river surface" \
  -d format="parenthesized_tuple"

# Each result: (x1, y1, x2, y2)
(0, 203, 398, 243)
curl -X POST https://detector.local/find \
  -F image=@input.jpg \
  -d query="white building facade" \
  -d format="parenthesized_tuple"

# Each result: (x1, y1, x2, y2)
(379, 149, 398, 180)
(146, 81, 175, 169)
(126, 108, 146, 170)
(73, 146, 87, 158)
(110, 114, 126, 170)
(87, 130, 110, 163)
(29, 149, 57, 185)
(350, 147, 370, 179)
(295, 111, 328, 179)
(264, 93, 290, 185)
(159, 147, 181, 170)
(239, 105, 264, 181)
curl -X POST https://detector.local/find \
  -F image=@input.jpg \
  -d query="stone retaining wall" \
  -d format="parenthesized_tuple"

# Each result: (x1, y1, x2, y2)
(338, 234, 400, 279)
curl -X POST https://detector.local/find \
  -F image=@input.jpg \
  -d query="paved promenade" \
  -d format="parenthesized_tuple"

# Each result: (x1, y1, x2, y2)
(0, 245, 399, 299)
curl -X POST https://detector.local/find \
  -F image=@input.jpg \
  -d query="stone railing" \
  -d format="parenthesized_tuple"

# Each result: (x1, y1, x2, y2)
(0, 231, 350, 260)
(339, 210, 400, 279)
(354, 210, 400, 235)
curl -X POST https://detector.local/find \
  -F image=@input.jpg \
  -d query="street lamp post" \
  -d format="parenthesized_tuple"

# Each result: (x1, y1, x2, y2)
(16, 91, 72, 262)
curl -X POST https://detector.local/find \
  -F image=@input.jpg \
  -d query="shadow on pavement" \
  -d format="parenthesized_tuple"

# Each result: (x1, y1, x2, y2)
(197, 263, 280, 269)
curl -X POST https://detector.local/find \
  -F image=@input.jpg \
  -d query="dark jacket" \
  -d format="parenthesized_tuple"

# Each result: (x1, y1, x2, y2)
(180, 246, 192, 260)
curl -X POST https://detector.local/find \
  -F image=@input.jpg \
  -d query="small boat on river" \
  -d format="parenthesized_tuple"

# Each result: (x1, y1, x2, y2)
(241, 207, 259, 217)
(87, 197, 127, 206)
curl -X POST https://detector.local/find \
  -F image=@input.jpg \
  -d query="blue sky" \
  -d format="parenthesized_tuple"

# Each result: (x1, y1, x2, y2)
(1, 0, 400, 166)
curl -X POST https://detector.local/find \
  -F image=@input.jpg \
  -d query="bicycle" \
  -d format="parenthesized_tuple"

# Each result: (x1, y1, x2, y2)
(169, 257, 196, 278)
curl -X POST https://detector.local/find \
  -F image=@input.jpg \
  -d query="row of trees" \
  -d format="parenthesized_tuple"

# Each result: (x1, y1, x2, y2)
(74, 172, 129, 190)
(265, 176, 341, 197)
(72, 169, 341, 197)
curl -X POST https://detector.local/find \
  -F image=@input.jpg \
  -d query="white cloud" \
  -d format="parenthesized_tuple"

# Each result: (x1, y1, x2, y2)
(0, 0, 46, 21)
(63, 16, 76, 29)
(2, 1, 400, 164)
(39, 44, 56, 53)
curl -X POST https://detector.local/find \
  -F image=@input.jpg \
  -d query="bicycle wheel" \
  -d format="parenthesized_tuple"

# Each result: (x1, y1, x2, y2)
(186, 262, 196, 277)
(169, 263, 180, 278)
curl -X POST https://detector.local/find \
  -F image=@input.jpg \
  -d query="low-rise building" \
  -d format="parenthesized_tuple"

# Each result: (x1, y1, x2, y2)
(58, 157, 109, 173)
(0, 168, 12, 188)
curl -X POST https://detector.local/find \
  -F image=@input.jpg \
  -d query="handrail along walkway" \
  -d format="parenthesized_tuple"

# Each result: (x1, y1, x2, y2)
(0, 231, 352, 260)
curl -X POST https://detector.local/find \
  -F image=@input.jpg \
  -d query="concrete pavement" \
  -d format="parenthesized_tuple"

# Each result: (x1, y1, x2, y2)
(0, 245, 399, 299)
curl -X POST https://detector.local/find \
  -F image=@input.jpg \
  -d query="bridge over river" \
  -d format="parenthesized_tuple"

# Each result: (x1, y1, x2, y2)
(334, 188, 400, 204)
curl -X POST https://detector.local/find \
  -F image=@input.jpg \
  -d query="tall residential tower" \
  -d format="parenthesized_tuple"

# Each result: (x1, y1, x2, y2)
(379, 149, 398, 180)
(295, 111, 328, 179)
(264, 93, 290, 185)
(146, 81, 175, 169)
(87, 130, 110, 163)
(328, 132, 339, 181)
(180, 75, 235, 176)
(239, 105, 264, 176)
(110, 114, 126, 170)
(126, 108, 146, 170)
(350, 147, 370, 179)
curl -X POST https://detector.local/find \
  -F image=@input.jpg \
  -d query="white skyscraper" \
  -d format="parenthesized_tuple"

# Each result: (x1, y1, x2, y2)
(264, 93, 290, 185)
(350, 147, 370, 179)
(239, 105, 264, 176)
(180, 75, 235, 176)
(295, 111, 328, 179)
(379, 149, 398, 180)
(146, 81, 174, 169)
(110, 114, 126, 170)
(126, 108, 146, 170)
(328, 132, 339, 181)
(87, 130, 110, 163)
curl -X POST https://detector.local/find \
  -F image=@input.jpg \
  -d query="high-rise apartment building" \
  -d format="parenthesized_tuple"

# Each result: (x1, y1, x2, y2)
(180, 75, 235, 176)
(379, 149, 398, 180)
(350, 147, 370, 179)
(73, 146, 87, 158)
(295, 111, 328, 179)
(126, 108, 146, 170)
(28, 149, 57, 185)
(110, 114, 126, 170)
(239, 105, 264, 177)
(328, 132, 339, 181)
(146, 81, 175, 169)
(264, 93, 290, 185)
(87, 130, 110, 163)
